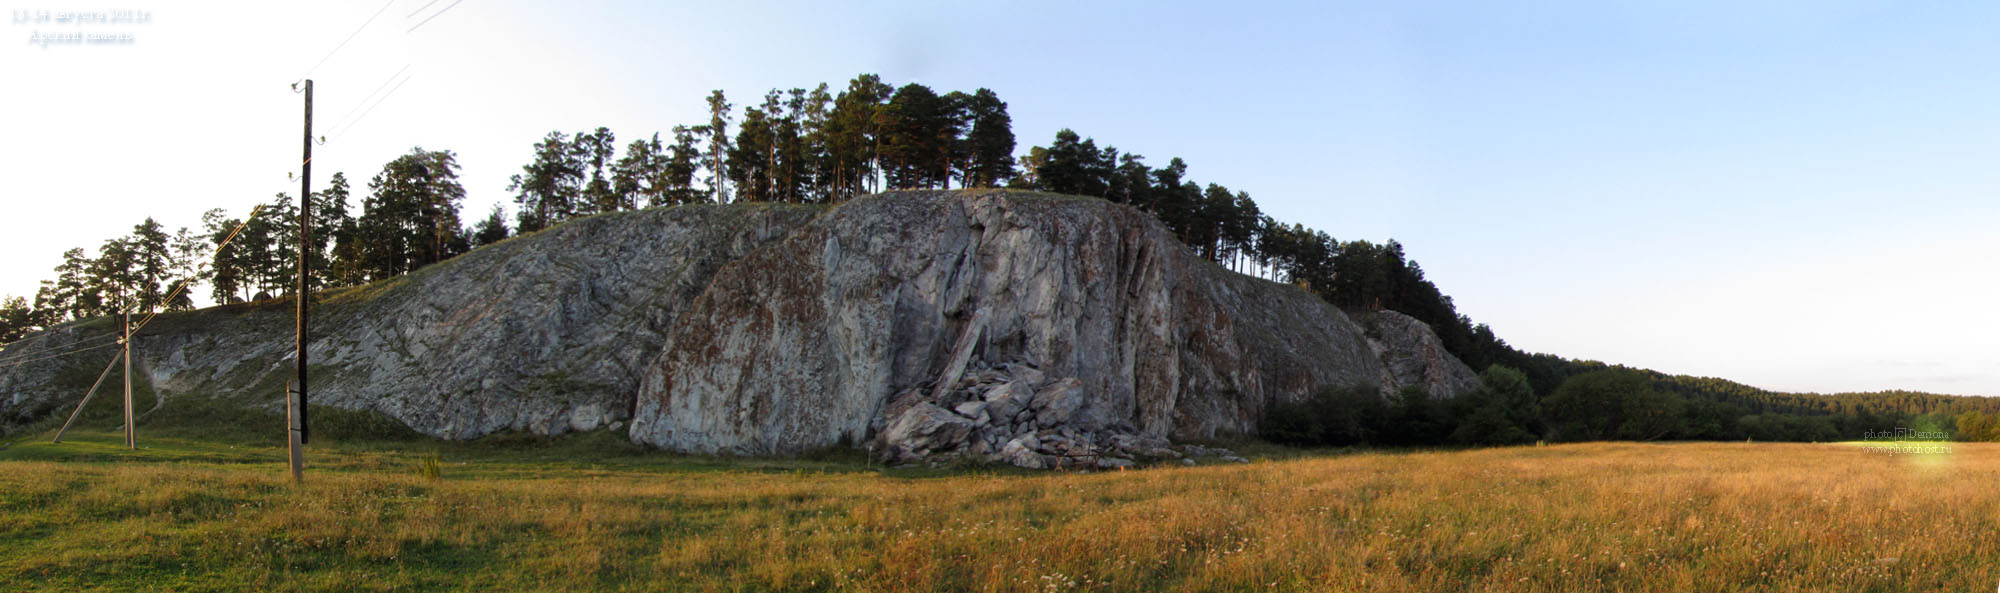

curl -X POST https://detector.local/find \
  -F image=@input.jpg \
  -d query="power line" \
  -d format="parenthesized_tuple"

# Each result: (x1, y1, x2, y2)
(129, 203, 268, 336)
(406, 0, 444, 18)
(0, 340, 119, 370)
(0, 199, 268, 368)
(304, 0, 463, 143)
(292, 0, 399, 87)
(0, 333, 119, 366)
(324, 73, 413, 144)
(1, 168, 288, 370)
(406, 0, 465, 33)
(320, 63, 411, 138)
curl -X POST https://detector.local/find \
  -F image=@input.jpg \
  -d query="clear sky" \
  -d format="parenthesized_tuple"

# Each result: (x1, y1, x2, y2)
(4, 1, 1997, 395)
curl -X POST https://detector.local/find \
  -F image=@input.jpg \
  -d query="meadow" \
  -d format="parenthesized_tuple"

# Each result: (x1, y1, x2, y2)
(1, 429, 1989, 592)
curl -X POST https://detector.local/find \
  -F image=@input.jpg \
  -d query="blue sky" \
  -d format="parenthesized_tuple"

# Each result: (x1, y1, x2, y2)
(3, 1, 1997, 394)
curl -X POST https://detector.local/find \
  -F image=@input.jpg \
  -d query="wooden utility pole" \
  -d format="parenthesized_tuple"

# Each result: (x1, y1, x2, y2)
(286, 382, 304, 483)
(287, 78, 313, 483)
(297, 78, 312, 445)
(122, 310, 134, 450)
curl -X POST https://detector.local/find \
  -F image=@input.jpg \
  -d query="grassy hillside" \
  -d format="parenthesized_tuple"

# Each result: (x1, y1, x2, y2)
(3, 432, 1990, 592)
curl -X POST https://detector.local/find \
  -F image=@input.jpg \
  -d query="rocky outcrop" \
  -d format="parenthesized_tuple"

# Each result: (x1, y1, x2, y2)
(627, 191, 1479, 456)
(300, 204, 822, 438)
(0, 322, 125, 425)
(0, 203, 823, 439)
(870, 360, 1184, 469)
(1366, 310, 1482, 399)
(0, 190, 1481, 463)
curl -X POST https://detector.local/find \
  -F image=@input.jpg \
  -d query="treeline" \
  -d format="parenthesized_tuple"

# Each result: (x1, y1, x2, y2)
(3, 72, 1027, 339)
(1269, 365, 1980, 447)
(2, 218, 208, 338)
(1951, 411, 2000, 442)
(505, 75, 1017, 233)
(1, 146, 479, 341)
(5, 72, 1491, 363)
(1644, 373, 2000, 419)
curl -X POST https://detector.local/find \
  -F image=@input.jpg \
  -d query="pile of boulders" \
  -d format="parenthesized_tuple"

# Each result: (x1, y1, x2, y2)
(870, 361, 1242, 470)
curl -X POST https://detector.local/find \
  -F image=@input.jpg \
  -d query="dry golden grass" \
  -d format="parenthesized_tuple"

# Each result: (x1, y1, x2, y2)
(4, 440, 1995, 591)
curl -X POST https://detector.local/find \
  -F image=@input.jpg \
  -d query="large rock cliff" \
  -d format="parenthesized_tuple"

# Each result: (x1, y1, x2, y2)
(0, 190, 1478, 462)
(1, 203, 821, 438)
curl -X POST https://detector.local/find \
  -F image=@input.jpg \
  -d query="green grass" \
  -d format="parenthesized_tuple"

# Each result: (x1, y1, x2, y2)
(0, 425, 950, 592)
(9, 428, 2000, 592)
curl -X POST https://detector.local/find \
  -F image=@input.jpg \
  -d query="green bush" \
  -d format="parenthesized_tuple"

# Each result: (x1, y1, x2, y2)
(1542, 368, 1684, 441)
(1259, 385, 1385, 447)
(1378, 386, 1448, 446)
(1446, 366, 1541, 445)
(310, 405, 426, 442)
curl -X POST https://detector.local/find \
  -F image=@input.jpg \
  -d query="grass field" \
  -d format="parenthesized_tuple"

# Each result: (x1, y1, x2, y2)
(1, 428, 1990, 592)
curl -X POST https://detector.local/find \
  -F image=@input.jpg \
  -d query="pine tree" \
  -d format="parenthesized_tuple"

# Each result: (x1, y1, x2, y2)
(509, 131, 584, 232)
(34, 248, 93, 321)
(961, 88, 1015, 188)
(613, 133, 669, 209)
(0, 295, 34, 342)
(727, 98, 775, 202)
(938, 91, 973, 190)
(166, 226, 206, 311)
(470, 203, 511, 247)
(1032, 130, 1107, 197)
(799, 83, 834, 203)
(702, 90, 733, 204)
(777, 87, 811, 203)
(1150, 158, 1199, 236)
(86, 236, 137, 314)
(759, 90, 786, 201)
(128, 217, 173, 312)
(360, 148, 467, 280)
(259, 193, 300, 298)
(666, 126, 705, 205)
(1108, 152, 1151, 206)
(828, 74, 891, 200)
(1222, 191, 1261, 272)
(879, 83, 948, 190)
(201, 209, 247, 304)
(578, 127, 618, 213)
(315, 172, 357, 290)
(1192, 184, 1235, 260)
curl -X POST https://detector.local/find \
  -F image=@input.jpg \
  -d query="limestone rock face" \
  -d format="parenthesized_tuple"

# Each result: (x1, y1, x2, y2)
(298, 205, 821, 439)
(1365, 310, 1482, 399)
(0, 323, 130, 425)
(627, 191, 1478, 454)
(0, 204, 822, 439)
(1, 190, 1482, 461)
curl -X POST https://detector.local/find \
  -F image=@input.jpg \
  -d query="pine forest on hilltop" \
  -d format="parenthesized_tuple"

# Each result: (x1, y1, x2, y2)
(3, 73, 1995, 446)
